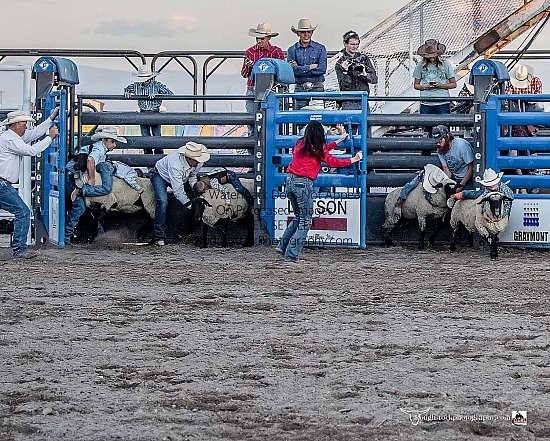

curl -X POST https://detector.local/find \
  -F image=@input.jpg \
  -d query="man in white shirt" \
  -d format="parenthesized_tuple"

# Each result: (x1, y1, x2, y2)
(150, 142, 210, 245)
(0, 108, 59, 259)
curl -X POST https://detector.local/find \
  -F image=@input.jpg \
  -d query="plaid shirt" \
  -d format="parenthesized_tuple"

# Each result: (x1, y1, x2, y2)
(124, 80, 173, 111)
(505, 77, 543, 95)
(241, 43, 285, 86)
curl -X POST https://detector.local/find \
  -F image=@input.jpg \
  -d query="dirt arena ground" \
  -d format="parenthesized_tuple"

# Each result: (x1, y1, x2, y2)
(1, 240, 549, 441)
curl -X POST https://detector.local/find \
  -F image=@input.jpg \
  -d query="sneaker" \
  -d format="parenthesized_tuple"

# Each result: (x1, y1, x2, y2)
(283, 257, 297, 263)
(393, 198, 404, 217)
(14, 251, 38, 259)
(70, 187, 81, 202)
(155, 240, 165, 246)
(447, 196, 456, 209)
(275, 247, 284, 254)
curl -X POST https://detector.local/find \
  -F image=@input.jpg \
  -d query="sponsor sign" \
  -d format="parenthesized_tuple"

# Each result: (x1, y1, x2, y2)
(500, 199, 550, 245)
(273, 192, 360, 247)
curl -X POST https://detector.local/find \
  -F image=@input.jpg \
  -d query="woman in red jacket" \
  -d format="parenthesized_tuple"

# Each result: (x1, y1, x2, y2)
(276, 121, 362, 262)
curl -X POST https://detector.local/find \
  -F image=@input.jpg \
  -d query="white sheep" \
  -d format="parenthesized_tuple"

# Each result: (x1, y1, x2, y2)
(382, 165, 456, 250)
(84, 175, 156, 218)
(450, 191, 513, 259)
(195, 179, 254, 247)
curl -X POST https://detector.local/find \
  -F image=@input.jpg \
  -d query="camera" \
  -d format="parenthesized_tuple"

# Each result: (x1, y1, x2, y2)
(350, 62, 365, 74)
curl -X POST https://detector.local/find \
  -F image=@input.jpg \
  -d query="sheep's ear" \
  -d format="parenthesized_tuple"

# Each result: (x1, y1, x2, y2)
(504, 196, 514, 201)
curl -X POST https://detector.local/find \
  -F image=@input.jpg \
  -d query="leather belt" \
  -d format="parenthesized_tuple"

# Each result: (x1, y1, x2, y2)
(288, 173, 312, 181)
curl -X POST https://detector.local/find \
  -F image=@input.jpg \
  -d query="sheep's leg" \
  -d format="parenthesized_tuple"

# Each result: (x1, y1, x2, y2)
(428, 218, 444, 248)
(490, 235, 499, 260)
(220, 221, 229, 248)
(382, 227, 395, 246)
(243, 213, 254, 248)
(418, 217, 427, 250)
(201, 223, 209, 249)
(450, 227, 458, 252)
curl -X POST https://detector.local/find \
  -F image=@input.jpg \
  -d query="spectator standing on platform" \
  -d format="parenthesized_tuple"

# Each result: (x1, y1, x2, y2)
(0, 109, 59, 259)
(124, 65, 173, 155)
(287, 19, 327, 110)
(335, 30, 377, 110)
(413, 39, 456, 117)
(241, 23, 285, 118)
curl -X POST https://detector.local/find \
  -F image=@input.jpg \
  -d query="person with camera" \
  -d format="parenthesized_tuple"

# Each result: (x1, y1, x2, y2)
(335, 30, 377, 110)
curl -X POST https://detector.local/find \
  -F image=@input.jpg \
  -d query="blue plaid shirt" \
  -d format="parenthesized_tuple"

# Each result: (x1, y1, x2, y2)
(124, 80, 173, 111)
(287, 40, 327, 84)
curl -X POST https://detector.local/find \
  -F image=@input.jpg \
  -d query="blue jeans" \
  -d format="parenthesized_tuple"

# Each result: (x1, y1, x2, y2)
(277, 175, 314, 262)
(82, 162, 114, 197)
(65, 174, 86, 239)
(0, 179, 30, 256)
(140, 110, 162, 154)
(420, 103, 451, 114)
(151, 170, 170, 241)
(294, 85, 324, 110)
(226, 171, 254, 207)
(399, 172, 423, 201)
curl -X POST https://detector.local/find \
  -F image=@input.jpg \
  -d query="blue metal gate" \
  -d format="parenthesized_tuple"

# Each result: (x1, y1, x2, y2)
(261, 92, 368, 248)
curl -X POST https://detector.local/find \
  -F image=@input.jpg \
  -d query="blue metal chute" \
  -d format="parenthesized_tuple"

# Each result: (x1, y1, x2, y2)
(32, 57, 79, 85)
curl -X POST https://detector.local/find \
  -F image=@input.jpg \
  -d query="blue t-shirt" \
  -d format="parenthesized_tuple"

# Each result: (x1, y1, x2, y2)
(413, 59, 455, 105)
(438, 137, 474, 181)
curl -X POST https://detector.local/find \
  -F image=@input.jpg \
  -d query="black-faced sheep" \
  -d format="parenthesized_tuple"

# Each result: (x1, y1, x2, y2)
(450, 191, 513, 259)
(191, 179, 254, 248)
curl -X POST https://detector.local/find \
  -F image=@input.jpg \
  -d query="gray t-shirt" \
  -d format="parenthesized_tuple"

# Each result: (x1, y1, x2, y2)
(438, 137, 474, 181)
(413, 59, 455, 105)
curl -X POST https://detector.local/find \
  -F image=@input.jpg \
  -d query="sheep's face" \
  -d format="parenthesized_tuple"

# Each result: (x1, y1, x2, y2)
(480, 192, 513, 219)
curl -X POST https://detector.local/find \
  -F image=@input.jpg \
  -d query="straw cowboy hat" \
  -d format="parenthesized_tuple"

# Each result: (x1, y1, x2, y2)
(175, 141, 210, 163)
(90, 126, 127, 143)
(1, 111, 35, 126)
(249, 23, 279, 38)
(509, 64, 534, 89)
(291, 18, 317, 34)
(422, 164, 456, 194)
(417, 39, 446, 57)
(479, 168, 507, 187)
(136, 64, 158, 82)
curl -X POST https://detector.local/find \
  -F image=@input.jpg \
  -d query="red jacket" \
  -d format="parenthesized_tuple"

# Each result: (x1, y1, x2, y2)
(286, 139, 352, 180)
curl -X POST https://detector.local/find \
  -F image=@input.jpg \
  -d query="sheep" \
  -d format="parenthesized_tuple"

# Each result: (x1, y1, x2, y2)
(192, 179, 254, 248)
(382, 183, 455, 249)
(85, 176, 156, 218)
(450, 191, 513, 259)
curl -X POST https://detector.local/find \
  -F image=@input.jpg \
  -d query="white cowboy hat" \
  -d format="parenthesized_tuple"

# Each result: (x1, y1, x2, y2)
(291, 18, 317, 34)
(136, 64, 158, 82)
(249, 23, 278, 38)
(509, 64, 534, 89)
(1, 111, 35, 126)
(417, 39, 446, 57)
(90, 126, 127, 143)
(301, 99, 325, 110)
(175, 141, 210, 163)
(478, 168, 505, 187)
(422, 163, 456, 194)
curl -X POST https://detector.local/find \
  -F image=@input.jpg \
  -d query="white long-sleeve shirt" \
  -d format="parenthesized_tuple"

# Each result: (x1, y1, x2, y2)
(154, 151, 202, 205)
(0, 119, 53, 183)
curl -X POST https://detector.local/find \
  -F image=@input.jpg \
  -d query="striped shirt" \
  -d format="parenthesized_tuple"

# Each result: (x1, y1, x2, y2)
(123, 81, 173, 111)
(241, 43, 285, 86)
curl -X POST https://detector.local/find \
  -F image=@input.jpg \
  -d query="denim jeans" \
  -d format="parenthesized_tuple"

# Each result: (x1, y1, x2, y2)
(0, 179, 30, 256)
(226, 171, 254, 207)
(150, 169, 170, 241)
(294, 85, 324, 110)
(82, 162, 114, 197)
(65, 174, 86, 239)
(140, 110, 162, 154)
(277, 175, 314, 262)
(399, 172, 423, 201)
